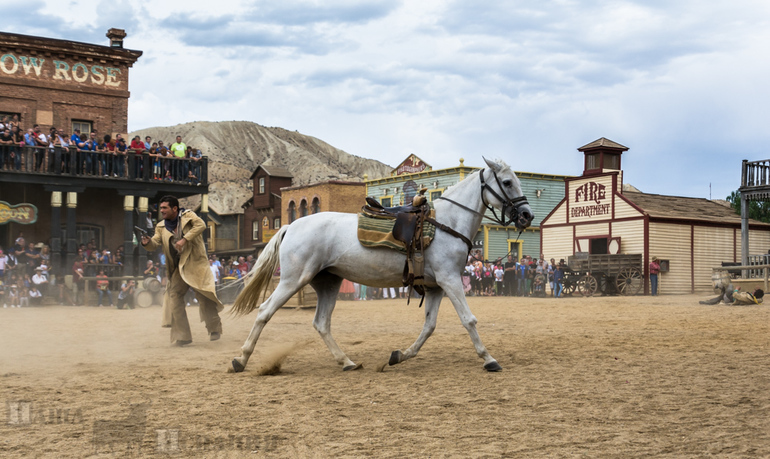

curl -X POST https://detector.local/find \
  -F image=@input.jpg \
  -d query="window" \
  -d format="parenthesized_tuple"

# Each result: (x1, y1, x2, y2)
(604, 153, 620, 170)
(61, 223, 103, 247)
(262, 217, 269, 227)
(586, 153, 600, 170)
(258, 177, 265, 194)
(507, 240, 522, 261)
(381, 197, 392, 207)
(288, 202, 296, 223)
(430, 190, 443, 201)
(0, 112, 21, 126)
(590, 237, 608, 255)
(252, 220, 259, 240)
(71, 120, 92, 136)
(311, 197, 320, 214)
(299, 199, 308, 217)
(273, 217, 280, 229)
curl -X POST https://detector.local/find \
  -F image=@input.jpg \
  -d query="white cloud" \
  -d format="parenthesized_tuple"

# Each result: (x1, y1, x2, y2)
(4, 0, 770, 200)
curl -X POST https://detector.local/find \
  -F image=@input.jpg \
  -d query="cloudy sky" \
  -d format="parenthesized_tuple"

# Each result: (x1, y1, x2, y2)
(7, 0, 770, 200)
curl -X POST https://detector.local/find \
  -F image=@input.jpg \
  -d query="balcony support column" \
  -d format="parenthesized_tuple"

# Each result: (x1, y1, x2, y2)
(137, 197, 148, 273)
(123, 195, 135, 277)
(50, 192, 63, 274)
(65, 192, 78, 272)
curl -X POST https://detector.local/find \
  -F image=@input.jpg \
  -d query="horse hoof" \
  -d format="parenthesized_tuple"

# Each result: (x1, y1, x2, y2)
(484, 361, 503, 372)
(389, 350, 403, 366)
(231, 359, 245, 373)
(343, 363, 363, 371)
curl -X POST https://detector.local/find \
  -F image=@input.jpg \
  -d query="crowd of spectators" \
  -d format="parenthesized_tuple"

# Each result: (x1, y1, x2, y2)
(0, 233, 52, 307)
(0, 231, 156, 308)
(2, 233, 578, 306)
(0, 115, 204, 184)
(463, 251, 567, 298)
(208, 254, 254, 285)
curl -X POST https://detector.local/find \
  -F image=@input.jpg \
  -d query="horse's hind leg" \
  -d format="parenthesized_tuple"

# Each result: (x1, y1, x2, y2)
(389, 287, 442, 366)
(310, 272, 361, 371)
(230, 281, 302, 373)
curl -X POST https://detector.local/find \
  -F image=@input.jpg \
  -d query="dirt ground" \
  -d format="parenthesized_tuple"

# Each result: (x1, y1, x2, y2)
(1, 293, 769, 458)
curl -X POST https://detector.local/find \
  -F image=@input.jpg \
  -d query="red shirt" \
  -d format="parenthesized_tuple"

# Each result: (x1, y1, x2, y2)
(130, 139, 145, 150)
(650, 261, 660, 275)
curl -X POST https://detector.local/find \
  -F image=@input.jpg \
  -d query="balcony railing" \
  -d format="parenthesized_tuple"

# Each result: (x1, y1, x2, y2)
(0, 145, 208, 185)
(741, 159, 770, 189)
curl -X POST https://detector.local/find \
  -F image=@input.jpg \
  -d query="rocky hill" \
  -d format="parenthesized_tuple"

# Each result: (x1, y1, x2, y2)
(129, 121, 393, 214)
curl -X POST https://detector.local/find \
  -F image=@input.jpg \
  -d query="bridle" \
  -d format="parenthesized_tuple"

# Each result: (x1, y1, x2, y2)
(439, 168, 530, 228)
(435, 167, 531, 257)
(478, 167, 530, 227)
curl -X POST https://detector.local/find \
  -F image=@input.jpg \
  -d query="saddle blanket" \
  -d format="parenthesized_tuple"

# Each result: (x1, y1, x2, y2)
(357, 212, 436, 254)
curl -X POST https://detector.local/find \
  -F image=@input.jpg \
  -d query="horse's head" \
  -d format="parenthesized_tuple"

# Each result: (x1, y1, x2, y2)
(482, 158, 534, 230)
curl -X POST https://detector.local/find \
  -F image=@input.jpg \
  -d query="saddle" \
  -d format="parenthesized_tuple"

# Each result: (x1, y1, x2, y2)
(362, 190, 431, 303)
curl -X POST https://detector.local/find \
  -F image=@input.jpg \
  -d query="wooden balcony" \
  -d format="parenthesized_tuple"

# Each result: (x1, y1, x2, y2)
(740, 159, 770, 200)
(0, 145, 208, 194)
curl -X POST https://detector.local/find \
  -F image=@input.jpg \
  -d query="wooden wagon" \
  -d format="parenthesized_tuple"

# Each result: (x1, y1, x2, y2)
(563, 253, 644, 296)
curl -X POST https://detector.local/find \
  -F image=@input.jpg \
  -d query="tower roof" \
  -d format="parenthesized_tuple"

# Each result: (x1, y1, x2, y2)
(578, 137, 628, 152)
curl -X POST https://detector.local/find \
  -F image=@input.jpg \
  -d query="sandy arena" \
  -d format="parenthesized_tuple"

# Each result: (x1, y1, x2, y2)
(1, 294, 769, 458)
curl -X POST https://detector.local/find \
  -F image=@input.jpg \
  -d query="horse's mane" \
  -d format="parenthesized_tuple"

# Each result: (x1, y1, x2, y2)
(442, 159, 511, 195)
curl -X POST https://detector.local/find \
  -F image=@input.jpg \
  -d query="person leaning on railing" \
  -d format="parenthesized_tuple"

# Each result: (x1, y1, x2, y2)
(0, 127, 14, 170)
(54, 128, 71, 173)
(148, 145, 162, 180)
(114, 137, 127, 177)
(72, 133, 88, 175)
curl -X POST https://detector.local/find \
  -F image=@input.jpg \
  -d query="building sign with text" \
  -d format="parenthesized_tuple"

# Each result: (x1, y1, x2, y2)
(0, 201, 38, 225)
(568, 177, 612, 222)
(392, 154, 431, 176)
(0, 52, 125, 88)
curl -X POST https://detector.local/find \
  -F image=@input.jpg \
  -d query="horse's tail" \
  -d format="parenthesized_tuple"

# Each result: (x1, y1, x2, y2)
(230, 225, 289, 316)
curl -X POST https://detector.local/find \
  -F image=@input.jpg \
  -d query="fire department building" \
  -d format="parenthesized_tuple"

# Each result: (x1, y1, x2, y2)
(540, 138, 770, 294)
(0, 29, 208, 275)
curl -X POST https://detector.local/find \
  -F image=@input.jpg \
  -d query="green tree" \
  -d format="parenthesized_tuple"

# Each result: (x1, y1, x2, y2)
(726, 190, 770, 223)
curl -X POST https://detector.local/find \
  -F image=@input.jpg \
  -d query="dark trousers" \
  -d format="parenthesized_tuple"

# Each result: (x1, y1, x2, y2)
(503, 276, 516, 296)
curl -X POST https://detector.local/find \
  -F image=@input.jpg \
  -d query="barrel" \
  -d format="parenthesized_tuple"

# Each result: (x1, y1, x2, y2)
(153, 291, 165, 306)
(143, 277, 162, 293)
(135, 288, 154, 308)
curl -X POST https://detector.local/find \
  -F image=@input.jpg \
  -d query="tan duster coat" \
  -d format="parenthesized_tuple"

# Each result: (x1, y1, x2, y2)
(143, 209, 223, 324)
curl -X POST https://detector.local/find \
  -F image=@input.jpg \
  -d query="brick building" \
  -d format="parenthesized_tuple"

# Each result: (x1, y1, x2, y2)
(242, 165, 293, 251)
(280, 180, 366, 225)
(0, 28, 141, 137)
(0, 29, 208, 279)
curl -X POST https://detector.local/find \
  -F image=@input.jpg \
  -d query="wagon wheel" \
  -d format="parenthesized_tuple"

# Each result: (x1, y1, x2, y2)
(616, 267, 643, 295)
(577, 275, 598, 296)
(562, 280, 576, 296)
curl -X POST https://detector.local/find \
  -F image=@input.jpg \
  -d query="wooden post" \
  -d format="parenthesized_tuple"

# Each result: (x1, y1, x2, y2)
(50, 191, 62, 274)
(137, 197, 148, 272)
(741, 191, 749, 278)
(123, 195, 135, 276)
(65, 192, 78, 272)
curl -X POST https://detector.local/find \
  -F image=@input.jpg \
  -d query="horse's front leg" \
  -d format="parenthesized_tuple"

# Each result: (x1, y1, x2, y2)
(389, 287, 442, 366)
(440, 276, 502, 372)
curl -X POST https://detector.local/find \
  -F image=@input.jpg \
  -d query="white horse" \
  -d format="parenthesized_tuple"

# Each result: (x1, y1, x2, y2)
(229, 158, 534, 373)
